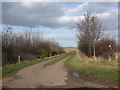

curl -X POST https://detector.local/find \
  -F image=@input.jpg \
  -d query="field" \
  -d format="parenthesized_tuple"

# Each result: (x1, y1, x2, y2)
(64, 48, 77, 52)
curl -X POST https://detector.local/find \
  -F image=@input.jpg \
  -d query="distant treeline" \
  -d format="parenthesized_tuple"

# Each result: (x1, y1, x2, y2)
(2, 26, 64, 65)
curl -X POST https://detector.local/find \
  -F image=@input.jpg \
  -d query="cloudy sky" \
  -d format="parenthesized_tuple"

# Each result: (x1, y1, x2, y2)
(2, 2, 118, 47)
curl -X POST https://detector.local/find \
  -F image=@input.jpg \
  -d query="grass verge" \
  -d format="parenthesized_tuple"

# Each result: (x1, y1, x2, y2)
(44, 55, 69, 67)
(2, 54, 61, 78)
(65, 54, 119, 86)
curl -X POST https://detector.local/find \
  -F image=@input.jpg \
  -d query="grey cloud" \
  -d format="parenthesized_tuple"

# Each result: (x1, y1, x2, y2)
(85, 2, 116, 13)
(68, 2, 117, 14)
(2, 2, 66, 28)
(66, 2, 118, 31)
(98, 9, 118, 31)
(2, 2, 118, 31)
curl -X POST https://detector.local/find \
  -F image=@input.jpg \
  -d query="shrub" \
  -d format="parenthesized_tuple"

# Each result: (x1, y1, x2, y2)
(95, 37, 117, 59)
(39, 49, 48, 58)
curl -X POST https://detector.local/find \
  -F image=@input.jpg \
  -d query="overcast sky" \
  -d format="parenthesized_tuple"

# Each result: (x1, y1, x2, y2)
(2, 2, 118, 47)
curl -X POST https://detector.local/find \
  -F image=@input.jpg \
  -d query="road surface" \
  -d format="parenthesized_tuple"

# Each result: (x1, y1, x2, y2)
(3, 55, 108, 88)
(3, 56, 70, 88)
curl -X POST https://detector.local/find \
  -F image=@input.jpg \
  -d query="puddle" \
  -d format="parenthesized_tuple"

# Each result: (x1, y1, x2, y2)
(72, 72, 79, 77)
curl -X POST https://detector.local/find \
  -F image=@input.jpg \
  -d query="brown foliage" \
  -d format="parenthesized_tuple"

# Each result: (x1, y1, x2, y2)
(95, 37, 117, 59)
(2, 26, 64, 65)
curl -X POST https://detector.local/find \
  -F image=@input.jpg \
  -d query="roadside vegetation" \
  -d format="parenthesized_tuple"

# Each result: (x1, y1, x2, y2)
(65, 52, 119, 87)
(2, 26, 64, 65)
(77, 12, 118, 59)
(2, 54, 61, 78)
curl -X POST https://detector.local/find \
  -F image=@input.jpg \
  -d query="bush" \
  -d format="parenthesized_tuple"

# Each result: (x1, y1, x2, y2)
(95, 37, 117, 59)
(39, 49, 48, 58)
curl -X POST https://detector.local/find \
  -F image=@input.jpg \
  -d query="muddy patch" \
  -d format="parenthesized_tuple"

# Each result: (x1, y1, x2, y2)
(65, 68, 118, 88)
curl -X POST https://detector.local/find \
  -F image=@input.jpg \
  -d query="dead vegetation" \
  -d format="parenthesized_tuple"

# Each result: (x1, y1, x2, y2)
(64, 48, 77, 52)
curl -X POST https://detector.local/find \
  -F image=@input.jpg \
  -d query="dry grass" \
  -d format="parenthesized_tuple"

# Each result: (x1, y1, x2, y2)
(77, 51, 118, 70)
(64, 48, 77, 52)
(65, 51, 120, 86)
(65, 52, 119, 86)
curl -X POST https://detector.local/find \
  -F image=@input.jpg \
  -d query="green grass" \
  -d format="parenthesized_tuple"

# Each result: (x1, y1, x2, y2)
(44, 51, 76, 67)
(44, 55, 69, 67)
(65, 55, 119, 82)
(2, 54, 61, 78)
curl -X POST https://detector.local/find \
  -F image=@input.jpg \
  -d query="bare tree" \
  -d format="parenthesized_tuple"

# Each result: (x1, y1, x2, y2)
(2, 26, 64, 65)
(77, 12, 104, 59)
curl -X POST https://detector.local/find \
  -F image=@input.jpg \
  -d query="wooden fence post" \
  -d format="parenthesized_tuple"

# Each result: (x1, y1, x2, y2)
(18, 56, 21, 63)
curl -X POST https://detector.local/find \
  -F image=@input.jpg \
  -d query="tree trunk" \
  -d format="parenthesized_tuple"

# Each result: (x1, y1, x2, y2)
(89, 47, 91, 57)
(93, 44, 96, 60)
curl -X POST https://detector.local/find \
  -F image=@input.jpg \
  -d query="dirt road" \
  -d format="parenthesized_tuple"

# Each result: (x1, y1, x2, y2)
(3, 56, 70, 88)
(3, 55, 108, 88)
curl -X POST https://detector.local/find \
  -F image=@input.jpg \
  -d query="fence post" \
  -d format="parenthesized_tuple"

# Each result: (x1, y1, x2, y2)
(18, 56, 21, 63)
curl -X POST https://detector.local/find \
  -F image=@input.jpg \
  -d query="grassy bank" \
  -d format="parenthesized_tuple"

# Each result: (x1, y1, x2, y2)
(44, 55, 69, 67)
(2, 55, 61, 78)
(65, 54, 119, 86)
